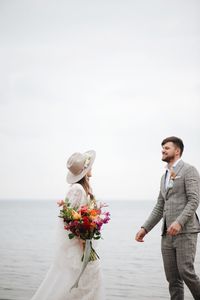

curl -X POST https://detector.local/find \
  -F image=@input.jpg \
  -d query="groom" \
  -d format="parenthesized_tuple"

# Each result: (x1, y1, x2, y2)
(135, 136, 200, 300)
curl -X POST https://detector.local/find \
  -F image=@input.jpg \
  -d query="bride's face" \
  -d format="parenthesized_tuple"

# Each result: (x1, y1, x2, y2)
(86, 168, 92, 178)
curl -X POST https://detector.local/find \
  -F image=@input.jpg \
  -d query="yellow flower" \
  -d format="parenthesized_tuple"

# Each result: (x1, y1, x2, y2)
(72, 210, 81, 220)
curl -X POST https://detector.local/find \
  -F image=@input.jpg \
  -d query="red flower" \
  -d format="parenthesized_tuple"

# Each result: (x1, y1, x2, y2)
(79, 206, 88, 215)
(82, 216, 91, 229)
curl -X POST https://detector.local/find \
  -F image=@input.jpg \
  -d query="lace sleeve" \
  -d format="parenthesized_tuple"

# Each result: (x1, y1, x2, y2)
(65, 184, 85, 209)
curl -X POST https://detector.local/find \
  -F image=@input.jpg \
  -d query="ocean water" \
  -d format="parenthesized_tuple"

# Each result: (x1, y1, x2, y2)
(0, 200, 199, 300)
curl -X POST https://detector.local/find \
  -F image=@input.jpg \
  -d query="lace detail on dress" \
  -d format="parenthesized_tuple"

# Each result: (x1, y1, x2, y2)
(66, 184, 86, 209)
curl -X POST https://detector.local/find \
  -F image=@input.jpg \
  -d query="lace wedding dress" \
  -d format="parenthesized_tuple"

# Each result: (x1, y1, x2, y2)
(31, 183, 104, 300)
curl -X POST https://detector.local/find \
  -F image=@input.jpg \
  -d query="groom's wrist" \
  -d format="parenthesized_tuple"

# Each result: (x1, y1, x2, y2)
(141, 226, 148, 234)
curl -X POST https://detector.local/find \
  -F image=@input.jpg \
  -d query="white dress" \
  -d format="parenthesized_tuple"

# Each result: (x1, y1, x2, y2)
(31, 183, 104, 300)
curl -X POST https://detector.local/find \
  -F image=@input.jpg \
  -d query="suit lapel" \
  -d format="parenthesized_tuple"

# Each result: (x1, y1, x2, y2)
(173, 160, 184, 175)
(161, 172, 166, 197)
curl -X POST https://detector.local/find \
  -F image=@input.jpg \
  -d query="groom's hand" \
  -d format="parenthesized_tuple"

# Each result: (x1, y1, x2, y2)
(135, 228, 147, 242)
(167, 221, 182, 236)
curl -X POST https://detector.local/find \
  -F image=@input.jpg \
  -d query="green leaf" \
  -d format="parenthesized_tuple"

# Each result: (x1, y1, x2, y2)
(68, 233, 75, 239)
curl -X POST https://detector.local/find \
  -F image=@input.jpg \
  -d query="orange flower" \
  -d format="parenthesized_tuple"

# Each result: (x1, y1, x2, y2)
(89, 215, 98, 222)
(90, 222, 97, 228)
(90, 209, 98, 216)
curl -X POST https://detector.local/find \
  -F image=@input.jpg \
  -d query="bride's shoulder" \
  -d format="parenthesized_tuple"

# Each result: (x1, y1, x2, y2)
(67, 183, 86, 198)
(69, 183, 85, 192)
(66, 183, 86, 207)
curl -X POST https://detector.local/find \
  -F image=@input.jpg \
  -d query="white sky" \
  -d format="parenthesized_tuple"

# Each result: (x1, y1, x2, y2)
(0, 0, 200, 201)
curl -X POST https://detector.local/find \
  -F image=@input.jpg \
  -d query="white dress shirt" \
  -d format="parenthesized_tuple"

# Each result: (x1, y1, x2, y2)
(165, 158, 182, 189)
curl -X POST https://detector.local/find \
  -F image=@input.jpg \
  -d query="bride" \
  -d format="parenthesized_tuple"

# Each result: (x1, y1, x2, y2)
(31, 150, 104, 300)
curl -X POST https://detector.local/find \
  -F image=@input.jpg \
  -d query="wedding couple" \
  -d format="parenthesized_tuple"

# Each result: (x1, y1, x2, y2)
(31, 136, 200, 300)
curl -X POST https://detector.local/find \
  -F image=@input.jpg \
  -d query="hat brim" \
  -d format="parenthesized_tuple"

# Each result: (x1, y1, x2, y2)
(66, 150, 96, 184)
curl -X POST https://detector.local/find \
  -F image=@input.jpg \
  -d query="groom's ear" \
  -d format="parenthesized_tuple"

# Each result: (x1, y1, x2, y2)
(174, 146, 181, 157)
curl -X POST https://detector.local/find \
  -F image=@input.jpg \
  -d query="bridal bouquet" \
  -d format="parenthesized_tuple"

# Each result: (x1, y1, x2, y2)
(57, 198, 110, 290)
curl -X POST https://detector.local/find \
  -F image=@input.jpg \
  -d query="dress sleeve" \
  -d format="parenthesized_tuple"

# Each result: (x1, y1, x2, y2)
(65, 184, 85, 209)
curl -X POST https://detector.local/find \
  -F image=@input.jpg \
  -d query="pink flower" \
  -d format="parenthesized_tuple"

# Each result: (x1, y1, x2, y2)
(102, 212, 111, 224)
(57, 200, 65, 207)
(79, 206, 88, 215)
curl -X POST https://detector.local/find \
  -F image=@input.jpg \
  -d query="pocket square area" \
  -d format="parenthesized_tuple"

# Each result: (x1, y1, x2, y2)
(174, 175, 181, 179)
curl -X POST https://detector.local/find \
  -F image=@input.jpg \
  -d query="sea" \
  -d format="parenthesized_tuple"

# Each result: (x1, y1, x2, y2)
(0, 200, 199, 300)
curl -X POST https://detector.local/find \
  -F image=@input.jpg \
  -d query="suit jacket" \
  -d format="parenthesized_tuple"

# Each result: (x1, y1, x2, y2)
(142, 160, 200, 235)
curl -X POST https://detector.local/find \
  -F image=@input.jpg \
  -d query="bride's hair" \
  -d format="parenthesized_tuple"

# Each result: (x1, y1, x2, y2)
(77, 176, 94, 200)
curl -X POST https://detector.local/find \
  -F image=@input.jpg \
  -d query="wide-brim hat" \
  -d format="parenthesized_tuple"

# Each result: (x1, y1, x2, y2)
(66, 150, 96, 184)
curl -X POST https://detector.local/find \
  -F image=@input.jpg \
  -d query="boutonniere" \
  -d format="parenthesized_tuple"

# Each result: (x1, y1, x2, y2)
(168, 169, 176, 188)
(170, 169, 176, 180)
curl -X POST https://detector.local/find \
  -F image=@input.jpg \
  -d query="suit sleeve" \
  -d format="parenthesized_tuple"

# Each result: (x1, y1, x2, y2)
(142, 190, 165, 233)
(176, 166, 200, 227)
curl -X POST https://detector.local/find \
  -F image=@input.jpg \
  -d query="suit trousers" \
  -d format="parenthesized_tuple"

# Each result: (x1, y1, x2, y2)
(161, 233, 200, 300)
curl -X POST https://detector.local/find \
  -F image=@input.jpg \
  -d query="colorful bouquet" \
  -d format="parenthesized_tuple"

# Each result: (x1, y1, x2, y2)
(57, 198, 110, 290)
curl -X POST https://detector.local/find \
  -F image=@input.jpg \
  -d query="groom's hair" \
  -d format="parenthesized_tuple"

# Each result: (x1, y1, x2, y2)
(161, 136, 184, 156)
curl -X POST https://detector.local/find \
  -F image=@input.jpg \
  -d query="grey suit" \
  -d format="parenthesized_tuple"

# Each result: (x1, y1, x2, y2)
(142, 160, 200, 300)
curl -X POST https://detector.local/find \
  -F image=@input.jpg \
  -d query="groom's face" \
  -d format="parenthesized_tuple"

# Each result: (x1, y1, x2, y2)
(161, 142, 180, 162)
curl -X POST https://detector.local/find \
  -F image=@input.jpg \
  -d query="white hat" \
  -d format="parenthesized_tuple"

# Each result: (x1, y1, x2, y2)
(66, 150, 96, 184)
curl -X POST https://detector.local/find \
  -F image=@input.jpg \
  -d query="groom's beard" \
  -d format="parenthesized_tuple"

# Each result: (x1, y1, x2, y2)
(162, 153, 176, 163)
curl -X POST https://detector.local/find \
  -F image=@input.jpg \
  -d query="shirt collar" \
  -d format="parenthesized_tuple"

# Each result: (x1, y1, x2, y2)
(166, 158, 182, 171)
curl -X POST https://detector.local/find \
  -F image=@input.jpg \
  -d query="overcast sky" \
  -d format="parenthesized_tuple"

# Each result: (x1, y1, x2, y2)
(0, 0, 199, 201)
